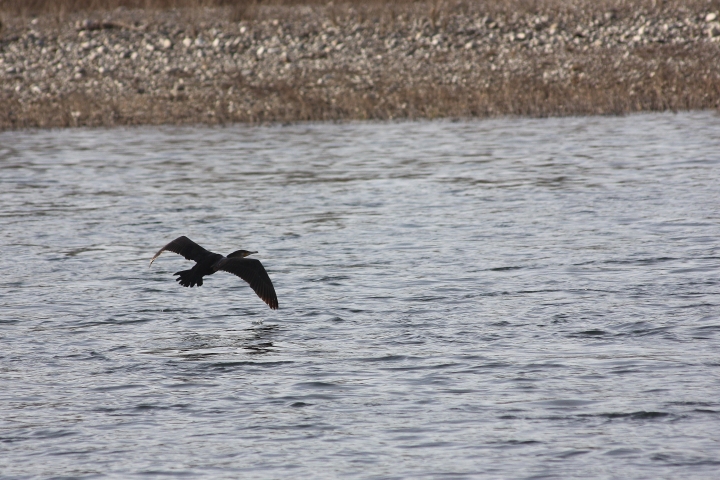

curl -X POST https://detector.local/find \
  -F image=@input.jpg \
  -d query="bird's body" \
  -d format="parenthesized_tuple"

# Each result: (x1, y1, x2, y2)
(150, 236, 278, 309)
(173, 251, 223, 287)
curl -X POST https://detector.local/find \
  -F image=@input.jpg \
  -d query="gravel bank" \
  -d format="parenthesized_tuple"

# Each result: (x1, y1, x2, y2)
(1, 2, 720, 129)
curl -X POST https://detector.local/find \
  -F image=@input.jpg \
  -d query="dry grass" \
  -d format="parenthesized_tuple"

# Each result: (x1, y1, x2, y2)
(4, 0, 720, 16)
(5, 44, 718, 130)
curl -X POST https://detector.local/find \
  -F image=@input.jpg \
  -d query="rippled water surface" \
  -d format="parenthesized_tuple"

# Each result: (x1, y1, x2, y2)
(2, 112, 720, 479)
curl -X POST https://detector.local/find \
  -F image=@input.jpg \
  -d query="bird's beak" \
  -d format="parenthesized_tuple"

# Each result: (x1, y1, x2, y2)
(248, 251, 258, 257)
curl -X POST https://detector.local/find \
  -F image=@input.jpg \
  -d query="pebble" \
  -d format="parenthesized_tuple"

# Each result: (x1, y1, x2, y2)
(0, 4, 718, 129)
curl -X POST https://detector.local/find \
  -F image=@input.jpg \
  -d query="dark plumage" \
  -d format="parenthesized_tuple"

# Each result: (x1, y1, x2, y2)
(150, 236, 279, 310)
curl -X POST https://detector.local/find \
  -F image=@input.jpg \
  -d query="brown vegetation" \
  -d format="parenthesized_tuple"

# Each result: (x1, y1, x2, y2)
(1, 0, 720, 129)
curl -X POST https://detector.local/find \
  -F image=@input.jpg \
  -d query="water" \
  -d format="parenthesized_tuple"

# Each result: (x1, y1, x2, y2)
(1, 112, 719, 479)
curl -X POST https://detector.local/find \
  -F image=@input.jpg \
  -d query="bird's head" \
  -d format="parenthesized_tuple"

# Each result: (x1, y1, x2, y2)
(227, 249, 258, 259)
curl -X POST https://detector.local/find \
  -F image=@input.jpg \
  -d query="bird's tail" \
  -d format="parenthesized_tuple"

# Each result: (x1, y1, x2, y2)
(174, 269, 203, 288)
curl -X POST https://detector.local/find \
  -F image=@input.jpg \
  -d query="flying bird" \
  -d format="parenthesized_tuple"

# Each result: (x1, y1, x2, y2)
(150, 236, 278, 310)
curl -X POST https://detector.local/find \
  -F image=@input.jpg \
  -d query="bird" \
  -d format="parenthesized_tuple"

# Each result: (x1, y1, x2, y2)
(150, 236, 278, 310)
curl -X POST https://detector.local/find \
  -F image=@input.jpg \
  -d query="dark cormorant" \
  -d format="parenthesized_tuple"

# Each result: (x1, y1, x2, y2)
(150, 236, 279, 310)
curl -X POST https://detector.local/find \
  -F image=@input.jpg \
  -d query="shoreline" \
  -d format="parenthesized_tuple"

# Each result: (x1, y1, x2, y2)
(2, 108, 713, 135)
(2, 1, 719, 130)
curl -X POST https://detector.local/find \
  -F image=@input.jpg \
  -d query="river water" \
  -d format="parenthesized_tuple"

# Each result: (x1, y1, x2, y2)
(1, 112, 719, 479)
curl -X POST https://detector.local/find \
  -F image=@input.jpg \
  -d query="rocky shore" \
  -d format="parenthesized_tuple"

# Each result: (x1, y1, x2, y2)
(1, 1, 719, 129)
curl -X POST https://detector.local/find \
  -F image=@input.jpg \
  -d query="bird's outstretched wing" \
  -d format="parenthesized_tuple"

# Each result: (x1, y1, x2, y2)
(150, 236, 212, 265)
(216, 257, 279, 310)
